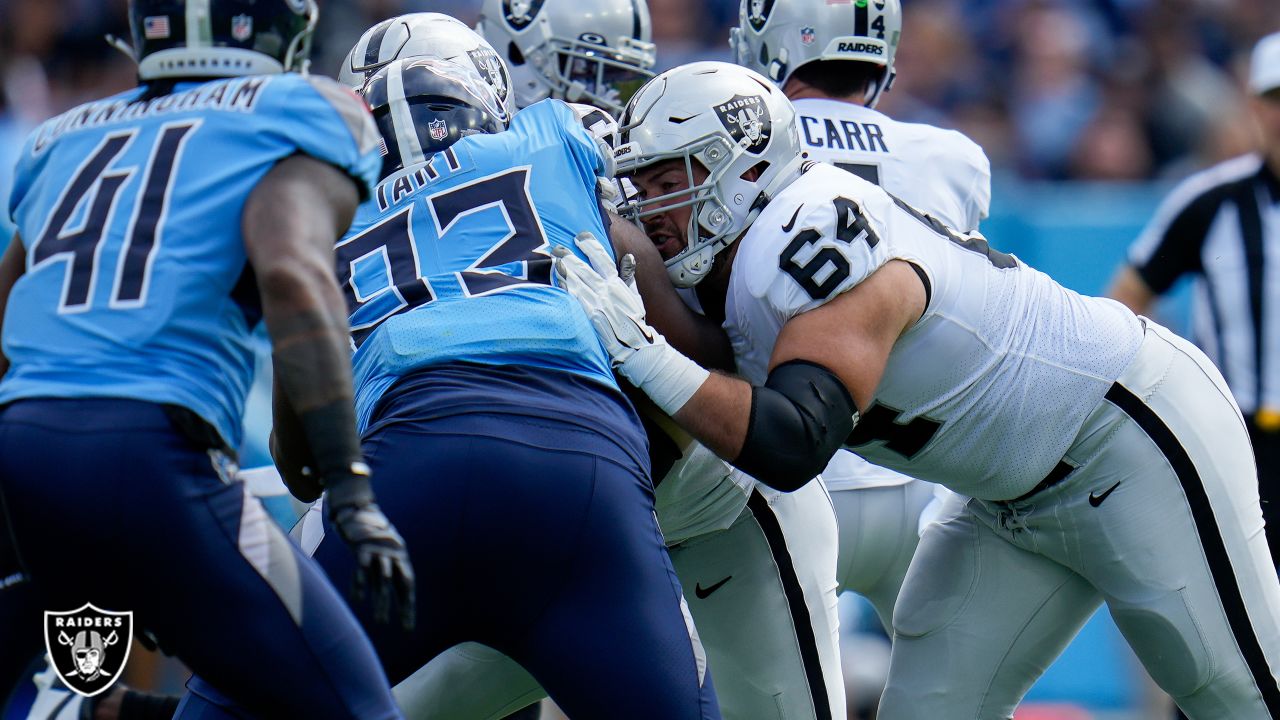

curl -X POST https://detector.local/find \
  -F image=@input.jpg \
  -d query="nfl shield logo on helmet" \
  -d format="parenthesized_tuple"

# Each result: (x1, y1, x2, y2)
(800, 27, 817, 45)
(714, 94, 772, 155)
(429, 119, 449, 141)
(44, 604, 133, 697)
(231, 14, 253, 42)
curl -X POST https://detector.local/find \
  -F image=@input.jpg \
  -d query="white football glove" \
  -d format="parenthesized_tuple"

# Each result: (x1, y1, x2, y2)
(553, 232, 710, 416)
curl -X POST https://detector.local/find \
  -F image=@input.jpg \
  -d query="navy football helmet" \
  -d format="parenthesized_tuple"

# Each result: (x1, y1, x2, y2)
(362, 58, 508, 179)
(124, 0, 317, 80)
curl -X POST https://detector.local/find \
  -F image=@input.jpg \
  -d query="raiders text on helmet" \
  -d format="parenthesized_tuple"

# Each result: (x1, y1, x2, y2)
(730, 0, 902, 108)
(476, 0, 656, 115)
(614, 61, 803, 287)
(340, 13, 516, 121)
(124, 0, 318, 80)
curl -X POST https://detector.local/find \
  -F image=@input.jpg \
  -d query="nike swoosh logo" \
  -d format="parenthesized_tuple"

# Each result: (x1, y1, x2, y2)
(694, 576, 732, 599)
(781, 205, 803, 233)
(1088, 481, 1121, 507)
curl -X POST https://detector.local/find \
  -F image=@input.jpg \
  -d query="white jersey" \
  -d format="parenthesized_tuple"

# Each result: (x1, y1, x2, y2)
(793, 97, 991, 491)
(727, 163, 1143, 501)
(792, 98, 991, 233)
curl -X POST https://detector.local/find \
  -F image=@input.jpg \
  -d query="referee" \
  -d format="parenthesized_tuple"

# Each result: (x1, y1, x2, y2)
(1108, 31, 1280, 564)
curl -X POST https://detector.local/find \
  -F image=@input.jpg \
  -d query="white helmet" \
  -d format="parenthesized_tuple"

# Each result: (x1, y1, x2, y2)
(614, 61, 803, 287)
(476, 0, 656, 115)
(340, 13, 516, 121)
(730, 0, 902, 108)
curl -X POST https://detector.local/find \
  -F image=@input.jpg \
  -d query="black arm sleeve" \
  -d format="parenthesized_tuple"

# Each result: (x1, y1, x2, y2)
(732, 359, 858, 492)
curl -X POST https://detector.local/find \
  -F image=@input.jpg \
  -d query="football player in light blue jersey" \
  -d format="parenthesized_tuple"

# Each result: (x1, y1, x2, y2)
(277, 57, 720, 719)
(0, 2, 412, 718)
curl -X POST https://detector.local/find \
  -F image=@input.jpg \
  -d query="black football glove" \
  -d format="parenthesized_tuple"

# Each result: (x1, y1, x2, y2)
(326, 464, 416, 631)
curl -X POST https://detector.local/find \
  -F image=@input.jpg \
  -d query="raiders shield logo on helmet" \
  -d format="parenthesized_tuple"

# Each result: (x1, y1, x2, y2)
(747, 0, 776, 32)
(44, 604, 133, 697)
(467, 48, 510, 104)
(503, 0, 547, 29)
(714, 94, 771, 155)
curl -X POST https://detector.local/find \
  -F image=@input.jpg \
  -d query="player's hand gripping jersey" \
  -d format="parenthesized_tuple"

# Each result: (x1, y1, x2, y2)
(729, 163, 1143, 501)
(340, 99, 618, 430)
(793, 98, 990, 233)
(3, 75, 381, 447)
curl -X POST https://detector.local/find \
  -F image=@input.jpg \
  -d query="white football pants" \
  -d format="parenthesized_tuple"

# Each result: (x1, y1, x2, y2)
(831, 479, 940, 630)
(879, 320, 1280, 720)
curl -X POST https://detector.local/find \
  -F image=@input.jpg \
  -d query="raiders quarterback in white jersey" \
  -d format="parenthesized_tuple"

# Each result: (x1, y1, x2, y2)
(557, 61, 1280, 719)
(330, 8, 847, 720)
(731, 0, 990, 628)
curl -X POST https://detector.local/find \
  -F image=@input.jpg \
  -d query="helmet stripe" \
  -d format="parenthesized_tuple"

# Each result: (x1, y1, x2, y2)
(630, 0, 642, 41)
(854, 1, 869, 37)
(364, 19, 393, 69)
(185, 0, 212, 48)
(386, 61, 426, 169)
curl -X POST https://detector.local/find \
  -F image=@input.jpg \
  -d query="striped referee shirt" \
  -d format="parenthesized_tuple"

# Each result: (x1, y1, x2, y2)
(1129, 154, 1280, 415)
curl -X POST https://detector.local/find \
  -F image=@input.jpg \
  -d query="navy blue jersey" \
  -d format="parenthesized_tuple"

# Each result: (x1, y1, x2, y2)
(339, 99, 617, 430)
(3, 74, 382, 447)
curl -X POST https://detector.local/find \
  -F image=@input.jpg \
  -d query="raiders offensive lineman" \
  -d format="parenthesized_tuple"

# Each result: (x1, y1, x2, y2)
(730, 0, 987, 628)
(330, 7, 848, 720)
(558, 61, 1280, 719)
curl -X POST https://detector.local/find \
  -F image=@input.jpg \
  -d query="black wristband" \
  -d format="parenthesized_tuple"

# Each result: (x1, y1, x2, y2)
(297, 398, 364, 480)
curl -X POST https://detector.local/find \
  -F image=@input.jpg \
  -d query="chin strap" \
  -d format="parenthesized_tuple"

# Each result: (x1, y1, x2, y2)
(104, 34, 135, 62)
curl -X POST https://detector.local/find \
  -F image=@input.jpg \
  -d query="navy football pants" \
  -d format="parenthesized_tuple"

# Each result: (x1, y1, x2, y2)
(315, 411, 720, 719)
(0, 399, 401, 720)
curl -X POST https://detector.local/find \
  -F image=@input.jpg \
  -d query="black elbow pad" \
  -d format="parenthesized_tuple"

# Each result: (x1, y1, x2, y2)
(732, 359, 858, 492)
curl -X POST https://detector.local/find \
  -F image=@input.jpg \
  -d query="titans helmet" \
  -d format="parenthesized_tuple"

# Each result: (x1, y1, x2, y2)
(362, 58, 509, 179)
(340, 13, 516, 122)
(126, 0, 317, 80)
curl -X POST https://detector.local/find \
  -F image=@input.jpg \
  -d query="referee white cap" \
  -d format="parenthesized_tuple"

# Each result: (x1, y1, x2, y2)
(1250, 32, 1280, 95)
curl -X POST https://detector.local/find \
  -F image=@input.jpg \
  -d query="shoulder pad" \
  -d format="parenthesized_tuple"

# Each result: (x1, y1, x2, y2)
(736, 165, 891, 318)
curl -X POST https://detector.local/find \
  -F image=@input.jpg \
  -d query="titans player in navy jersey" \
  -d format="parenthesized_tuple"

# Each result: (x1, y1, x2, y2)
(0, 2, 413, 718)
(269, 57, 717, 719)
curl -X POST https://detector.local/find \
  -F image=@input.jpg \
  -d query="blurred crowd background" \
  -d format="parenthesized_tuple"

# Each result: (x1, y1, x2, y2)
(1, 0, 1278, 185)
(2, 1, 1279, 718)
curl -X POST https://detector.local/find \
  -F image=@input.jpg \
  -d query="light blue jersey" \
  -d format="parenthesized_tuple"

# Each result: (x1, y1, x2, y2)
(3, 74, 382, 448)
(340, 99, 617, 430)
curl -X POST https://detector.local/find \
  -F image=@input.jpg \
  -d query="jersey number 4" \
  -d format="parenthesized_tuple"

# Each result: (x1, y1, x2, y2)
(335, 167, 551, 348)
(779, 196, 880, 301)
(779, 193, 1015, 302)
(29, 122, 200, 313)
